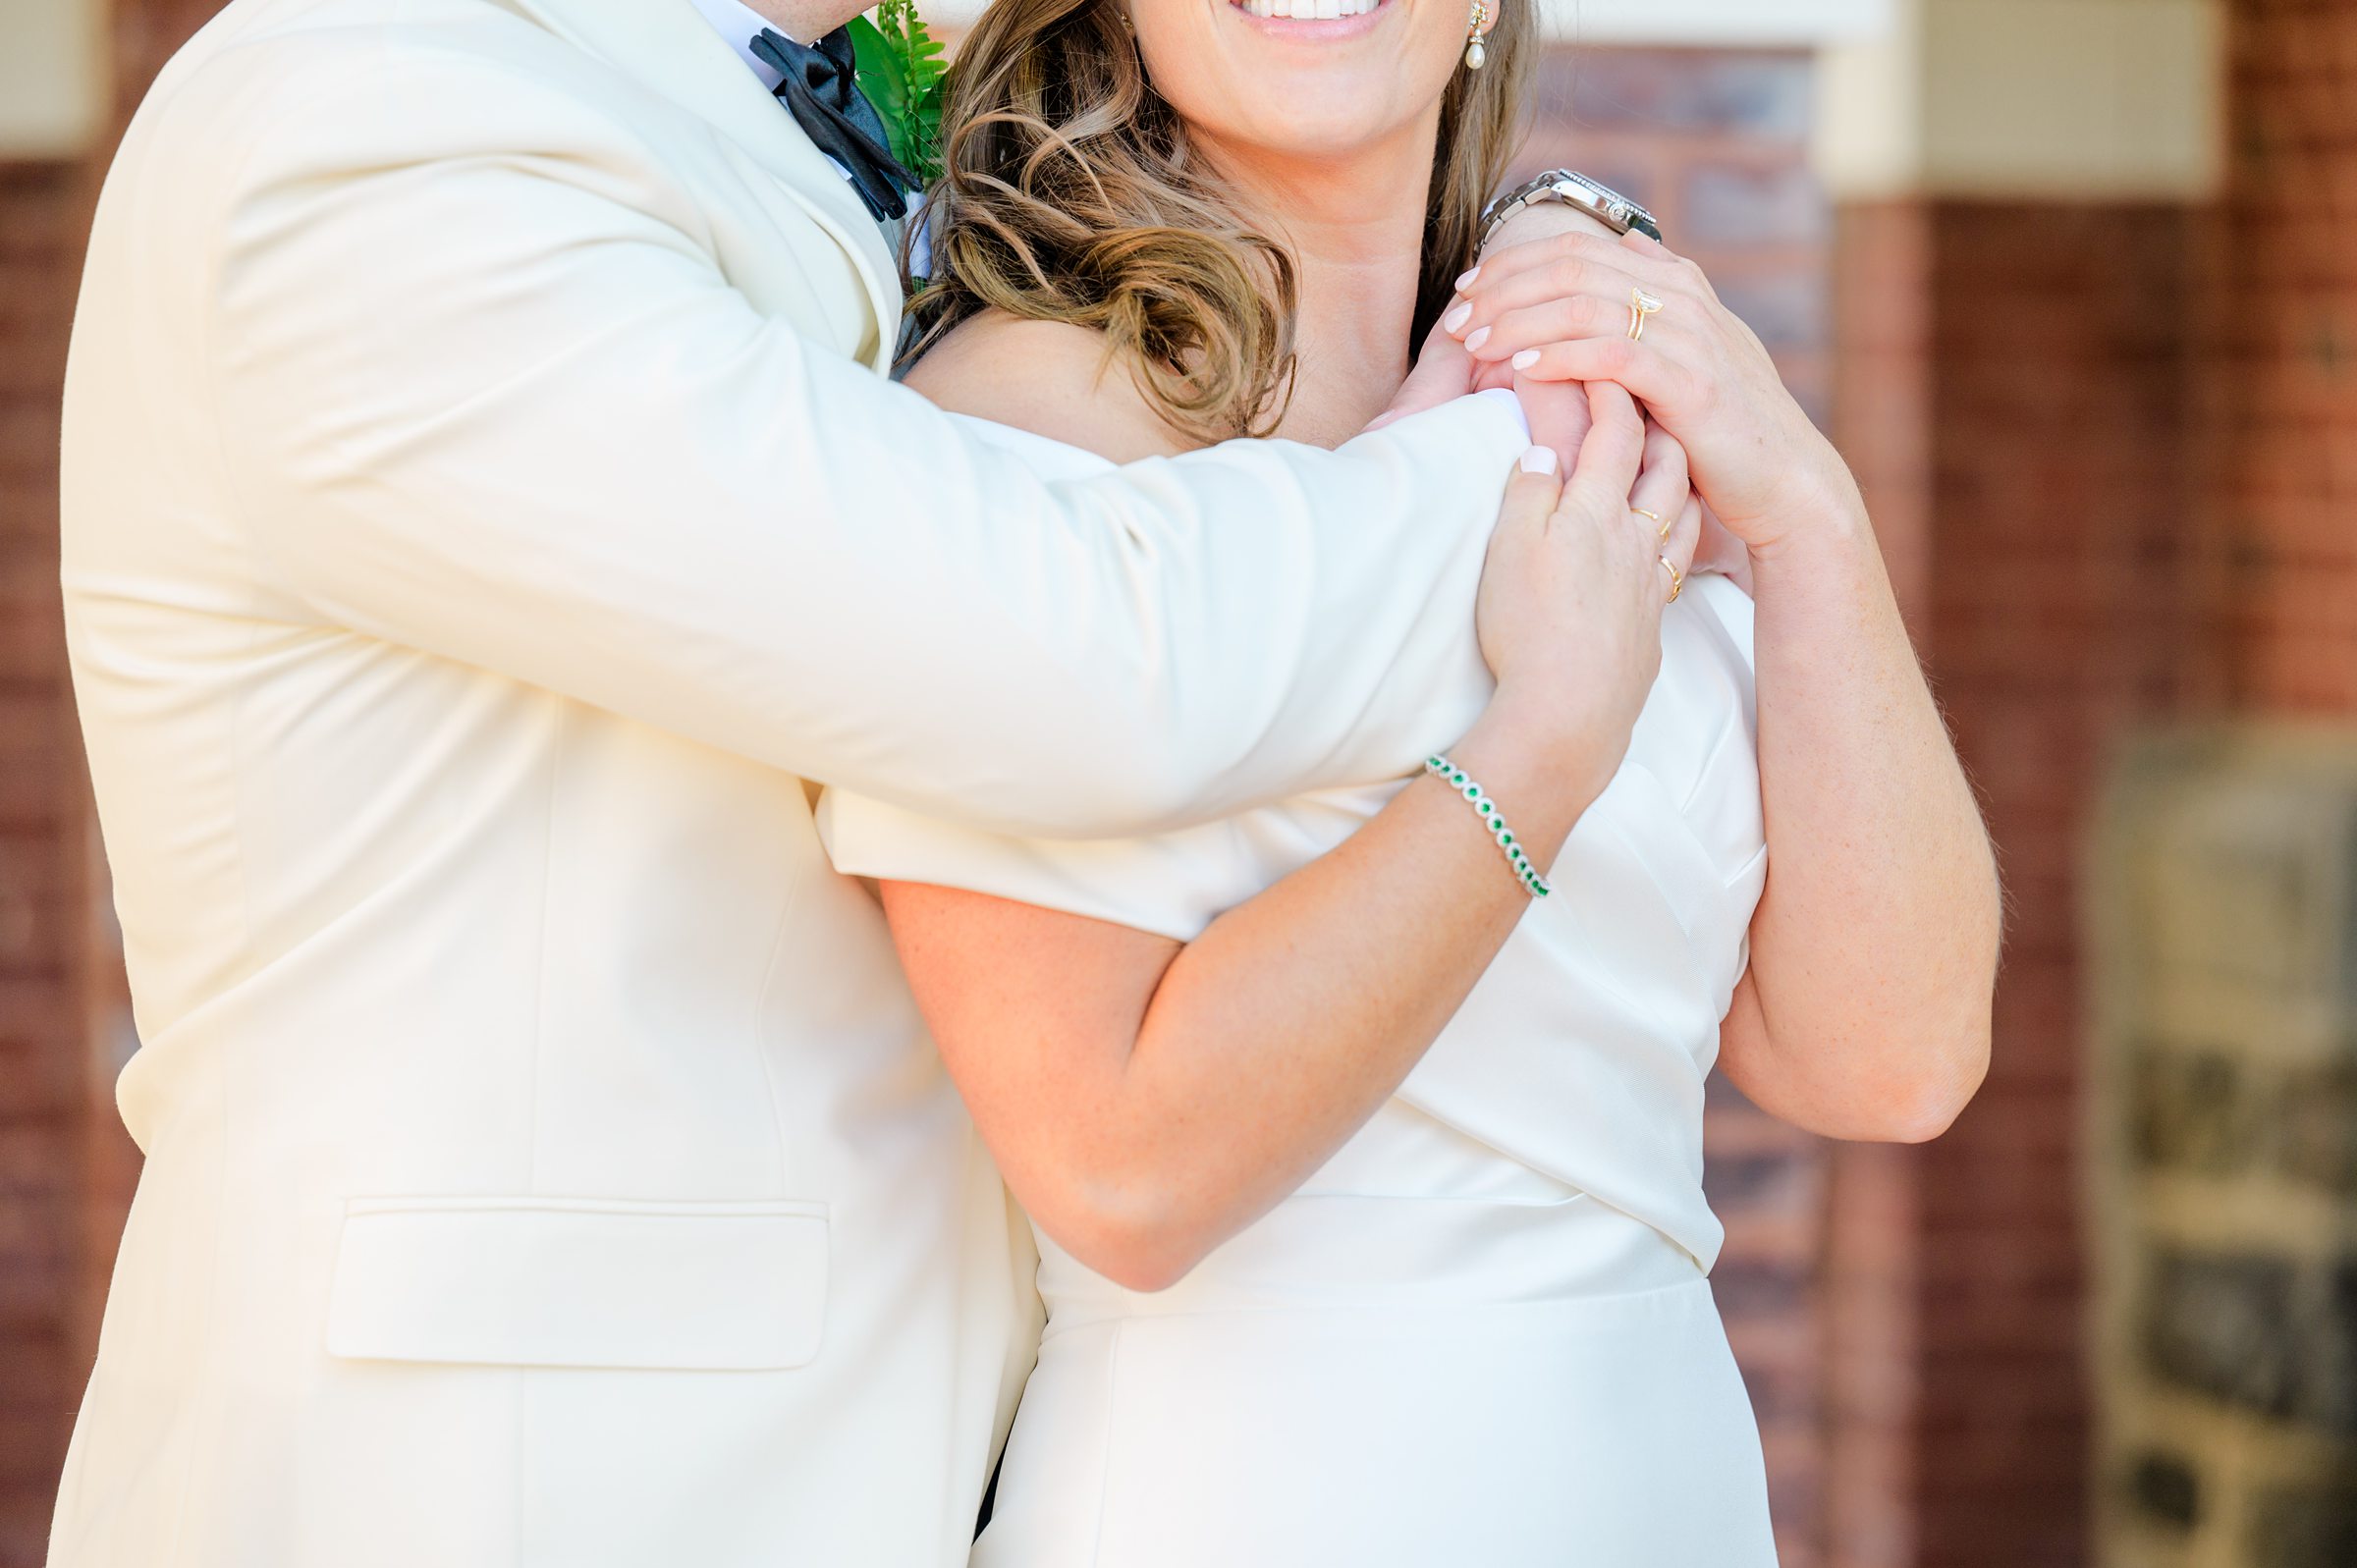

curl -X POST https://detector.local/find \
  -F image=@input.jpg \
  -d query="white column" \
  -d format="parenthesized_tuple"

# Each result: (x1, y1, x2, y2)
(1817, 0, 2226, 201)
(0, 0, 106, 157)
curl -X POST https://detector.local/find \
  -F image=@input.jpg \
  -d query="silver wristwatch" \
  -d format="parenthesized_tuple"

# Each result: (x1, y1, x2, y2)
(1477, 171, 1663, 250)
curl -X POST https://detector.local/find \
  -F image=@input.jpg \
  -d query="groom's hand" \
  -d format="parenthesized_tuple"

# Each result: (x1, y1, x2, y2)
(1363, 316, 1479, 432)
(1507, 373, 1595, 477)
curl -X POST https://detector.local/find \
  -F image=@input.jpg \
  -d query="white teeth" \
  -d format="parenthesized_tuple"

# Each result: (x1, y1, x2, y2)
(1233, 0, 1379, 18)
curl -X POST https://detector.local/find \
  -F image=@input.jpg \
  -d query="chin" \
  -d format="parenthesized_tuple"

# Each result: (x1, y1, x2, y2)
(1195, 80, 1395, 152)
(1143, 0, 1452, 164)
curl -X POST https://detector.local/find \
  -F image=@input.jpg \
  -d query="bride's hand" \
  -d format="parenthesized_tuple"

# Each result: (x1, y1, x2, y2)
(1473, 380, 1698, 798)
(1493, 360, 1746, 593)
(1510, 372, 1732, 592)
(1447, 229, 1859, 555)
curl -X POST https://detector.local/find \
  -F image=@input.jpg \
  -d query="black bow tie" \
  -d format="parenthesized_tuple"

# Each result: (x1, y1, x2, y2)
(749, 27, 916, 225)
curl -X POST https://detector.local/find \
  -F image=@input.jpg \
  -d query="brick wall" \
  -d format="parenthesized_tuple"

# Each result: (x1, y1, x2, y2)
(1821, 2, 2357, 1565)
(1917, 199, 2206, 1568)
(2199, 0, 2357, 710)
(1830, 197, 2170, 1568)
(0, 160, 93, 1568)
(1826, 199, 2220, 1568)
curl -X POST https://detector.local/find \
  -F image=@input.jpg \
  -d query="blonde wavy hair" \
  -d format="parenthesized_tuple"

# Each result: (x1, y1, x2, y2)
(903, 0, 1536, 442)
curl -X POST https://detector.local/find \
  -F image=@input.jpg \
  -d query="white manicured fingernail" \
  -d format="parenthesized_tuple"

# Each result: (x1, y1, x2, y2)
(1465, 326, 1490, 352)
(1518, 446, 1559, 475)
(1511, 349, 1541, 370)
(1455, 266, 1480, 290)
(1441, 300, 1472, 334)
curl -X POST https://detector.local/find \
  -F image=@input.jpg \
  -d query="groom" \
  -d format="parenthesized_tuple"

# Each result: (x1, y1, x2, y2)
(48, 1, 1576, 1565)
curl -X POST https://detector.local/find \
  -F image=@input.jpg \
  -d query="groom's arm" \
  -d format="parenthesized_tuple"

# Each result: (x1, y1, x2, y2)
(195, 44, 1520, 838)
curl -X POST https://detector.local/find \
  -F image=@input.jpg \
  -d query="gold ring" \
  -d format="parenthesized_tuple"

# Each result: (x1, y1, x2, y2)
(1631, 506, 1667, 538)
(1627, 288, 1665, 343)
(1659, 555, 1683, 603)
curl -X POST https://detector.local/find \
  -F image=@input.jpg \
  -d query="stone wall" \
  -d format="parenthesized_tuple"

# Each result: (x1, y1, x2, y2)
(2092, 730, 2357, 1568)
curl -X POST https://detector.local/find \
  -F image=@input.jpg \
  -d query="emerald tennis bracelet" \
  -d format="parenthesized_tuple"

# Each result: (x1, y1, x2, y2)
(1424, 755, 1552, 899)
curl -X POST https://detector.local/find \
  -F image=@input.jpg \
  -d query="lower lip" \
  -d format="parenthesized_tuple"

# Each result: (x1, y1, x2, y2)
(1229, 0, 1391, 38)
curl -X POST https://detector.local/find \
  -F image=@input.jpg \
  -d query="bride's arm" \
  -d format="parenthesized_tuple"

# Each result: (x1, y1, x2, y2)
(870, 331, 1682, 1291)
(1448, 231, 2001, 1144)
(881, 711, 1581, 1293)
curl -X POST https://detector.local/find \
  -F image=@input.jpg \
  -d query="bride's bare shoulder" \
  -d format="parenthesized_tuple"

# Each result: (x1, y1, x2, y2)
(903, 311, 1194, 463)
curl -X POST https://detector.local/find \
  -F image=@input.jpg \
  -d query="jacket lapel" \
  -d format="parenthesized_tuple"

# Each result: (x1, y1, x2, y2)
(495, 0, 903, 345)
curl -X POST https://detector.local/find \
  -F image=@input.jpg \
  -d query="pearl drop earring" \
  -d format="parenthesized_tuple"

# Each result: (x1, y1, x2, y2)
(1464, 0, 1488, 70)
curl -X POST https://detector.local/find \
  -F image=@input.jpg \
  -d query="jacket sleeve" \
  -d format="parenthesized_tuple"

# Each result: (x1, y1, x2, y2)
(203, 43, 1521, 838)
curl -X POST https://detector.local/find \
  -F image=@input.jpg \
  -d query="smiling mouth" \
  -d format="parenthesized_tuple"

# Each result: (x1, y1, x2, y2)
(1233, 0, 1385, 18)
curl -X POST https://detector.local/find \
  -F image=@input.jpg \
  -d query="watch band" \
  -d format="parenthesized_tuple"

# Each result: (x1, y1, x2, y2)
(1478, 171, 1664, 250)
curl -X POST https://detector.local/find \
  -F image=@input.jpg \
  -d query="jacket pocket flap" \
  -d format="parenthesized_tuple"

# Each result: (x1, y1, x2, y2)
(325, 1197, 827, 1371)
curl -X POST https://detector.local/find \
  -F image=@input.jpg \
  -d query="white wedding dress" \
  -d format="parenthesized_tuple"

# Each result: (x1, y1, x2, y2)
(820, 417, 1780, 1567)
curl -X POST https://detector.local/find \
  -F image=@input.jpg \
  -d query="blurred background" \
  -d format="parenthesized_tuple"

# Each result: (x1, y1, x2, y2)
(1, 0, 2350, 1564)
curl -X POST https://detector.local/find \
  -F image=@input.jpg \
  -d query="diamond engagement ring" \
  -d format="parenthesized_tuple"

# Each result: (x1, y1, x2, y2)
(1628, 288, 1664, 342)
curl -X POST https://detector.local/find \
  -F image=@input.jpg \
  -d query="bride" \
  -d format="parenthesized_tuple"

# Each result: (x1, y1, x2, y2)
(821, 0, 1998, 1559)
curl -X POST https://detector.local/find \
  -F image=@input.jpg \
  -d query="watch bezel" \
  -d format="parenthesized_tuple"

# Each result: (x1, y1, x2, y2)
(1477, 171, 1665, 250)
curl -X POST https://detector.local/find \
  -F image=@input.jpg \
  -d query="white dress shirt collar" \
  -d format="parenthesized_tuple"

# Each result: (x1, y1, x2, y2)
(689, 0, 793, 93)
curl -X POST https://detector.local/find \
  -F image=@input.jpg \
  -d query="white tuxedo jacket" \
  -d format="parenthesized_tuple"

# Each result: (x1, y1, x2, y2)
(51, 1, 1525, 1563)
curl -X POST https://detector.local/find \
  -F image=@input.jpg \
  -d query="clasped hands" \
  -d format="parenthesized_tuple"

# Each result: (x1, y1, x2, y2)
(1382, 205, 1865, 592)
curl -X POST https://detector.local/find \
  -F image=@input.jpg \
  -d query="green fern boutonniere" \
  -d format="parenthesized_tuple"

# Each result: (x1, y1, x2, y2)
(848, 0, 949, 188)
